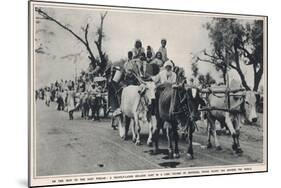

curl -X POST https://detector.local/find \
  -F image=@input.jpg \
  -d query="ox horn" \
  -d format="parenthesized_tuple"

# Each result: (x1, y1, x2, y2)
(253, 91, 260, 95)
(131, 71, 146, 85)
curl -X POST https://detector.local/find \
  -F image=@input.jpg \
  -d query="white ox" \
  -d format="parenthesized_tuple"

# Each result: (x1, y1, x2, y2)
(119, 82, 156, 145)
(206, 89, 257, 154)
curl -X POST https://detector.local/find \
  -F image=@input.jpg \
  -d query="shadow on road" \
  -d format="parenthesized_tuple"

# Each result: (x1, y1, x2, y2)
(158, 162, 181, 168)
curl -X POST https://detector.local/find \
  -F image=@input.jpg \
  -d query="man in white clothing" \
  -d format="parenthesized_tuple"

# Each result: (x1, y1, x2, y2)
(152, 60, 177, 86)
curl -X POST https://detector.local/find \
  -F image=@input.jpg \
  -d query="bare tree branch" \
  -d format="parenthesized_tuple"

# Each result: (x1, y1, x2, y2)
(94, 12, 108, 69)
(196, 56, 215, 64)
(84, 24, 89, 44)
(83, 23, 96, 62)
(237, 45, 253, 61)
(204, 50, 222, 61)
(229, 62, 237, 70)
(37, 9, 86, 45)
(36, 8, 96, 64)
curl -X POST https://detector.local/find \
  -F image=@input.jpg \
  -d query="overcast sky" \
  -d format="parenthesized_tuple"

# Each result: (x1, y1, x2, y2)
(34, 5, 263, 89)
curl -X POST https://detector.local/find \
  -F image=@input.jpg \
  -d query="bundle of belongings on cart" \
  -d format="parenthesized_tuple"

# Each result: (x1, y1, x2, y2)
(107, 39, 180, 128)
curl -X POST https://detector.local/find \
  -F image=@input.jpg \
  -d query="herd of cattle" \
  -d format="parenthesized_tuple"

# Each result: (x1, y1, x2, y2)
(116, 79, 259, 159)
(36, 69, 262, 160)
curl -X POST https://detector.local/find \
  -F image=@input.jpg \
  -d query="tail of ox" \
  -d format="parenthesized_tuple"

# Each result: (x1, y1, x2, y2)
(119, 82, 156, 146)
(206, 90, 258, 154)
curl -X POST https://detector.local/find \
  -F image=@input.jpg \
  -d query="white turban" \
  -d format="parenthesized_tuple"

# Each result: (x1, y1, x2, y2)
(164, 60, 173, 68)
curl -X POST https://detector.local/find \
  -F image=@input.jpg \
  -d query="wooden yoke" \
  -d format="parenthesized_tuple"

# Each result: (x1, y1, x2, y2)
(199, 88, 245, 113)
(200, 88, 245, 94)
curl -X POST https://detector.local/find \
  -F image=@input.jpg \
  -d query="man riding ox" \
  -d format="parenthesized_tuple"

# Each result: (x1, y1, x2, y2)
(152, 60, 176, 86)
(205, 80, 258, 154)
(150, 60, 205, 159)
(119, 80, 156, 146)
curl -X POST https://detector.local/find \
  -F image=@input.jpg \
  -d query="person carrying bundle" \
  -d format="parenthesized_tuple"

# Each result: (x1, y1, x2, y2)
(150, 51, 164, 68)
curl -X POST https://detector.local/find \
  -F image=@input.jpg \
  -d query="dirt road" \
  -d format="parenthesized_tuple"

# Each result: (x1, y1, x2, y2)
(35, 101, 264, 176)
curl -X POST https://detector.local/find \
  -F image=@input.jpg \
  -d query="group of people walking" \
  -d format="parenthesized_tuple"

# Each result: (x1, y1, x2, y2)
(36, 73, 107, 121)
(36, 38, 187, 124)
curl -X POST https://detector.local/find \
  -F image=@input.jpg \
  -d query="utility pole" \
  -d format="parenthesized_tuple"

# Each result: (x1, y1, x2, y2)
(74, 61, 77, 82)
(225, 50, 231, 111)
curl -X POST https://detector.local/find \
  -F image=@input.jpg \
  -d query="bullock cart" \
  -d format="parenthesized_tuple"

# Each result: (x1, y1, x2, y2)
(93, 76, 108, 118)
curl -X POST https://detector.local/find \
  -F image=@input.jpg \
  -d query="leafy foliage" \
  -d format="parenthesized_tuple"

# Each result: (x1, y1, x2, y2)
(198, 72, 216, 88)
(196, 18, 264, 91)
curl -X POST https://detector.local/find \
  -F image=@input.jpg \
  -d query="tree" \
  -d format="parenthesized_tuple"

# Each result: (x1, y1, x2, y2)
(35, 8, 108, 74)
(196, 18, 264, 91)
(191, 61, 199, 78)
(198, 72, 216, 88)
(94, 12, 108, 72)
